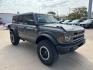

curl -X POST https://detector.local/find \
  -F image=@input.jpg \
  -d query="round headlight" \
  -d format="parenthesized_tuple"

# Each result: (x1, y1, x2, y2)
(57, 34, 65, 43)
(57, 34, 71, 43)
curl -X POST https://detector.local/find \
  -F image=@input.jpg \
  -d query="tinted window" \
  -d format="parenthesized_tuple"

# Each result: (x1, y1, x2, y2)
(13, 14, 35, 25)
(63, 20, 71, 23)
(23, 14, 35, 25)
(12, 15, 23, 24)
(71, 20, 79, 23)
(18, 15, 23, 22)
(12, 16, 18, 23)
(23, 14, 33, 21)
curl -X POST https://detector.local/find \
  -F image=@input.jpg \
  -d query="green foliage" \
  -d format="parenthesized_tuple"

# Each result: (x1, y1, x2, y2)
(68, 7, 87, 20)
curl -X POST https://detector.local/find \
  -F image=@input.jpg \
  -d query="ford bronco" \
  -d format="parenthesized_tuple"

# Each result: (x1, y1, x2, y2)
(8, 13, 85, 65)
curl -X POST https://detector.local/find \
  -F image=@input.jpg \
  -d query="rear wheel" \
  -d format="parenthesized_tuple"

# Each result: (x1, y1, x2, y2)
(37, 40, 58, 66)
(10, 31, 20, 46)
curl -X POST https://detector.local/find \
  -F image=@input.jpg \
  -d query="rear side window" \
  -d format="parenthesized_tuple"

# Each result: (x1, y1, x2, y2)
(23, 14, 34, 21)
(23, 14, 35, 25)
(17, 15, 23, 22)
(12, 15, 23, 23)
(12, 16, 18, 23)
(12, 14, 35, 25)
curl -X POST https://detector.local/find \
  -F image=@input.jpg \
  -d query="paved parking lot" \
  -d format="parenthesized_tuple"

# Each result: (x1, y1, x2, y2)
(0, 28, 93, 70)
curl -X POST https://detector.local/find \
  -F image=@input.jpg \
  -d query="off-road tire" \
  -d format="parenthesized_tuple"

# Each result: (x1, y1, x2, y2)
(10, 30, 20, 46)
(37, 40, 58, 66)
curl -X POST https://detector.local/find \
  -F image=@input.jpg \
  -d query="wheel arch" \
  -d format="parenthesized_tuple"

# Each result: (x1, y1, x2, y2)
(9, 28, 19, 38)
(36, 34, 57, 46)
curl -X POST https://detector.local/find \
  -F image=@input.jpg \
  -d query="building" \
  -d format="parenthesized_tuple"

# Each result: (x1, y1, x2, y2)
(0, 13, 15, 25)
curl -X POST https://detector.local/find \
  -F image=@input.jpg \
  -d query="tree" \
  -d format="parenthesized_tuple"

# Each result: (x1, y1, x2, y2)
(68, 7, 87, 20)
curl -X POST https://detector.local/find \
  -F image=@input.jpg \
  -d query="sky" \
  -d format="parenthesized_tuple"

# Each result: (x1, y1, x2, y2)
(0, 0, 92, 16)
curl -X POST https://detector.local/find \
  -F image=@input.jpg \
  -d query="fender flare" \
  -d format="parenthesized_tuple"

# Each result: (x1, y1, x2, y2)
(36, 34, 57, 45)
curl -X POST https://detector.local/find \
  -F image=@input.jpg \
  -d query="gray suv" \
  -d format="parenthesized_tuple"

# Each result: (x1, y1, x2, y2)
(8, 13, 85, 66)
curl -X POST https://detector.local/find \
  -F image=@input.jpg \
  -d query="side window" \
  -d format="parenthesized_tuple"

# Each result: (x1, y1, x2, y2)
(17, 16, 23, 23)
(12, 16, 18, 23)
(12, 15, 23, 24)
(92, 20, 93, 23)
(23, 14, 35, 25)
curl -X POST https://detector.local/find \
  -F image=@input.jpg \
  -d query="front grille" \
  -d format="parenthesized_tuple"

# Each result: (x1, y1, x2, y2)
(72, 31, 84, 42)
(73, 34, 84, 40)
(73, 31, 84, 35)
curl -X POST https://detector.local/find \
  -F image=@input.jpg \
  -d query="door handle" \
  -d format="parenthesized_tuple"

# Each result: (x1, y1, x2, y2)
(26, 27, 34, 29)
(26, 27, 37, 31)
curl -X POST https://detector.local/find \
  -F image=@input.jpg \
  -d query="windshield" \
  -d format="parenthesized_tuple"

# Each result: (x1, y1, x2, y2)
(71, 20, 79, 23)
(35, 14, 58, 24)
(63, 20, 70, 23)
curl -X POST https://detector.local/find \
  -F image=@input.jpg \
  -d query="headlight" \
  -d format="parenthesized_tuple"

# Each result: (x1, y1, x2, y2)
(57, 34, 71, 43)
(57, 34, 65, 43)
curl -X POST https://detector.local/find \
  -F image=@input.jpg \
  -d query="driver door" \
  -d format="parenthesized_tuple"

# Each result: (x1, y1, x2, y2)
(23, 14, 38, 41)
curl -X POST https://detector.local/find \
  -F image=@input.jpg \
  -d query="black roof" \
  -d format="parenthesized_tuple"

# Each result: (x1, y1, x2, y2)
(14, 12, 47, 16)
(16, 12, 33, 16)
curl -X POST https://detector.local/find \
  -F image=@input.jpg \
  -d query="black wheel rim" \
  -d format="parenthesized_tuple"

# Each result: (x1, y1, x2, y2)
(40, 46, 50, 60)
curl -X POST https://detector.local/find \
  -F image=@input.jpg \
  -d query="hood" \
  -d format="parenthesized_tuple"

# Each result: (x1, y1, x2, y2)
(43, 24, 84, 31)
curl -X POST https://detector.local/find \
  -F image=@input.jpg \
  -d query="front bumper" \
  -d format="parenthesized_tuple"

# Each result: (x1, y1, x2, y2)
(56, 38, 85, 54)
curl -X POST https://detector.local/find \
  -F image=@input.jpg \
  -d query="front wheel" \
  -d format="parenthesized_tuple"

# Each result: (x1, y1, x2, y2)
(10, 31, 20, 46)
(37, 40, 58, 66)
